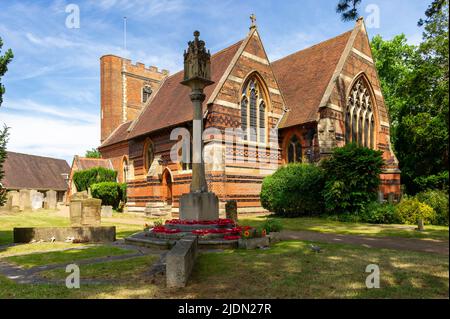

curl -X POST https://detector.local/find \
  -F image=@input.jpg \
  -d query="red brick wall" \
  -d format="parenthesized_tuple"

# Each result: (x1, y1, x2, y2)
(100, 55, 168, 142)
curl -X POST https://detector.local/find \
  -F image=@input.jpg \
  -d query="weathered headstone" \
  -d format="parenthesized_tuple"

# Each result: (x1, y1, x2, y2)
(45, 190, 57, 210)
(70, 198, 101, 226)
(101, 205, 113, 218)
(71, 191, 89, 201)
(387, 192, 395, 204)
(417, 219, 425, 231)
(377, 191, 385, 203)
(225, 200, 238, 222)
(31, 191, 44, 211)
(19, 189, 31, 211)
(9, 191, 20, 209)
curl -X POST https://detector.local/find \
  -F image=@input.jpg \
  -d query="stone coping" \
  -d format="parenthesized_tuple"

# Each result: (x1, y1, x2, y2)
(13, 226, 116, 243)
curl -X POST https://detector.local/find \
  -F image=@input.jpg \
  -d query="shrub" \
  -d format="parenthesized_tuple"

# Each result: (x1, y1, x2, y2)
(416, 190, 449, 225)
(262, 219, 283, 233)
(91, 182, 122, 209)
(359, 202, 400, 224)
(413, 171, 449, 193)
(395, 198, 436, 225)
(260, 163, 325, 217)
(321, 143, 384, 214)
(73, 167, 117, 192)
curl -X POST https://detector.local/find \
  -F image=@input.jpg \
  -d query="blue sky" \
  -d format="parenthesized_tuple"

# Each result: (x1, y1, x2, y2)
(0, 0, 430, 163)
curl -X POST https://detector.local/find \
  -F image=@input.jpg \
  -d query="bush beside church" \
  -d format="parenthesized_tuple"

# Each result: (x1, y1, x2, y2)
(261, 144, 449, 226)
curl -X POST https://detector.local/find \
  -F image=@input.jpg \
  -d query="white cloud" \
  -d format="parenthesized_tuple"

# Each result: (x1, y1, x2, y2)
(90, 0, 186, 18)
(3, 99, 98, 124)
(0, 111, 99, 163)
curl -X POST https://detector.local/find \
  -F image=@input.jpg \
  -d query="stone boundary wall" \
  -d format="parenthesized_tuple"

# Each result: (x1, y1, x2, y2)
(13, 226, 116, 243)
(166, 236, 198, 288)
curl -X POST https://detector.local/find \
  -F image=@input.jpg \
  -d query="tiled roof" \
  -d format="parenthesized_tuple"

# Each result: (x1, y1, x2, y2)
(99, 121, 132, 148)
(127, 40, 244, 139)
(1, 152, 70, 191)
(74, 156, 113, 170)
(272, 30, 352, 127)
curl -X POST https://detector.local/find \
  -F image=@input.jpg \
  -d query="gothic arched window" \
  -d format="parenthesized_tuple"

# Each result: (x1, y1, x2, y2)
(259, 101, 266, 142)
(345, 77, 376, 149)
(240, 75, 268, 143)
(287, 135, 302, 163)
(142, 85, 152, 103)
(122, 157, 128, 182)
(144, 139, 154, 173)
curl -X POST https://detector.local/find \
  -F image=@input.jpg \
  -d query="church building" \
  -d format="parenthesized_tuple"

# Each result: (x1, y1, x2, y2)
(98, 18, 401, 216)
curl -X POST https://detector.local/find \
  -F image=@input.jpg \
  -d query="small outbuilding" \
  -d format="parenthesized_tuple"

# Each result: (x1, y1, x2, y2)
(0, 151, 70, 211)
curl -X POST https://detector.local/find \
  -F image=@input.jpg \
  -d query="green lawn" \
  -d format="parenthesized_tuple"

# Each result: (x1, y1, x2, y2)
(0, 241, 447, 299)
(5, 245, 133, 268)
(40, 255, 159, 281)
(240, 216, 449, 240)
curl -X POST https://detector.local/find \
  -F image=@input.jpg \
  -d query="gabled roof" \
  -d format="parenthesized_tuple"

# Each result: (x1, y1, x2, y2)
(2, 152, 70, 191)
(272, 30, 353, 128)
(73, 156, 113, 170)
(100, 121, 132, 148)
(127, 39, 244, 140)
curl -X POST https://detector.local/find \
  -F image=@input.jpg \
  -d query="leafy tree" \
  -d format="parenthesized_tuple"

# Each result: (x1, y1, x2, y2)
(261, 163, 325, 217)
(85, 148, 101, 158)
(73, 167, 117, 192)
(321, 143, 384, 214)
(336, 0, 362, 21)
(370, 1, 449, 194)
(0, 36, 13, 205)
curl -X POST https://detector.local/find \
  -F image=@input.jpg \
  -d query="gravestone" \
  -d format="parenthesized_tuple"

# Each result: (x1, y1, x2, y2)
(377, 191, 384, 203)
(19, 189, 31, 211)
(9, 191, 20, 209)
(31, 191, 44, 211)
(101, 205, 113, 218)
(70, 198, 101, 226)
(387, 192, 395, 204)
(45, 190, 57, 210)
(225, 200, 238, 222)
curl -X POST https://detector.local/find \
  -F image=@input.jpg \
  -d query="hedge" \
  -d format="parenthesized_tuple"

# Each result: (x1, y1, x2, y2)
(91, 182, 127, 210)
(260, 163, 325, 217)
(321, 143, 384, 214)
(73, 167, 117, 192)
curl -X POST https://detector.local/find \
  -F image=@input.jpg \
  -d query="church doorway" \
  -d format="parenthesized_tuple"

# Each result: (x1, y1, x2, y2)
(161, 169, 173, 205)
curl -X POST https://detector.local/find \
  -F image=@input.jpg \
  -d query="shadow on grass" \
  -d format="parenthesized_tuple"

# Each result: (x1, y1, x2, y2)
(0, 230, 12, 246)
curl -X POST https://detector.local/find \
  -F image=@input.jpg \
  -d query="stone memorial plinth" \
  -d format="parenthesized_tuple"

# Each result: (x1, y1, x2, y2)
(70, 198, 102, 226)
(179, 192, 219, 221)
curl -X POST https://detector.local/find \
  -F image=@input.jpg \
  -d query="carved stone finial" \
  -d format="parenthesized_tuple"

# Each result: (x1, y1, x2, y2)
(250, 13, 257, 29)
(182, 30, 212, 83)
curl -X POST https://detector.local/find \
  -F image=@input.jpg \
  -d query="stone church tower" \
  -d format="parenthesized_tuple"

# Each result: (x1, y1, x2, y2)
(100, 55, 169, 142)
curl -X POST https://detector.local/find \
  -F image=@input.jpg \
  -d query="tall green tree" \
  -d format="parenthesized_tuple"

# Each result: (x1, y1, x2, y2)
(0, 36, 13, 205)
(336, 0, 362, 21)
(85, 148, 101, 158)
(370, 1, 449, 194)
